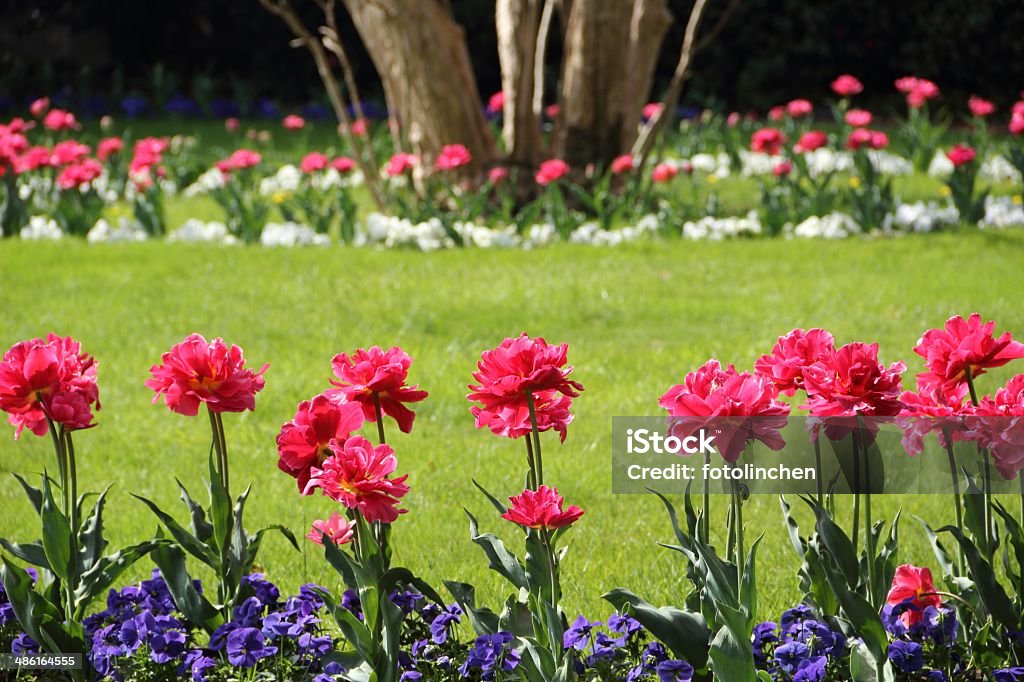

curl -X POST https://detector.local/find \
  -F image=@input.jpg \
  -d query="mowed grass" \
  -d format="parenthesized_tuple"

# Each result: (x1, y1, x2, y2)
(2, 231, 1024, 621)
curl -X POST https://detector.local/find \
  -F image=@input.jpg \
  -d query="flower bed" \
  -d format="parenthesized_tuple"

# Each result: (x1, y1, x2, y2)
(2, 316, 1024, 679)
(3, 76, 1024, 250)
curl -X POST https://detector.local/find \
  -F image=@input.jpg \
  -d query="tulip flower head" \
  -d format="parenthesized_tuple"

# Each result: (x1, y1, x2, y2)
(501, 485, 584, 530)
(327, 346, 428, 434)
(0, 334, 100, 438)
(145, 334, 268, 416)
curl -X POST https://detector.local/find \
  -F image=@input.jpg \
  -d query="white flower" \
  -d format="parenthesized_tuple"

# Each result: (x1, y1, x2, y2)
(183, 168, 226, 197)
(523, 223, 557, 249)
(788, 212, 860, 239)
(20, 216, 63, 240)
(168, 219, 237, 244)
(890, 202, 958, 233)
(259, 165, 302, 195)
(682, 211, 761, 240)
(260, 222, 330, 247)
(87, 217, 148, 243)
(927, 151, 954, 178)
(981, 196, 1024, 229)
(980, 155, 1022, 184)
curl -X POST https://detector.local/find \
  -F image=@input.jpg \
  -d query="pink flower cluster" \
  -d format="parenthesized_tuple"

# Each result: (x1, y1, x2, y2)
(216, 149, 262, 176)
(0, 335, 100, 438)
(277, 345, 426, 528)
(895, 76, 940, 109)
(467, 333, 584, 442)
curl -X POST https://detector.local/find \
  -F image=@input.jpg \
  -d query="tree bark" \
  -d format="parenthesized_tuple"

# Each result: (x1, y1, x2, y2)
(340, 0, 495, 176)
(496, 0, 542, 167)
(553, 0, 671, 170)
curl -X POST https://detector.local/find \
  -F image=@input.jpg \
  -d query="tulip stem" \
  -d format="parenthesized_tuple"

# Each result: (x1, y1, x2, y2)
(702, 452, 711, 544)
(526, 393, 544, 488)
(64, 430, 78, 537)
(731, 478, 744, 591)
(372, 391, 386, 445)
(941, 428, 966, 575)
(524, 437, 538, 490)
(814, 438, 823, 506)
(851, 434, 860, 551)
(208, 409, 230, 497)
(964, 368, 993, 553)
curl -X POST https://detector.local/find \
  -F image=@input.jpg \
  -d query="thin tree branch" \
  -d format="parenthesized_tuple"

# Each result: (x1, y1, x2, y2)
(532, 0, 555, 119)
(630, 0, 711, 163)
(258, 0, 385, 209)
(692, 0, 740, 56)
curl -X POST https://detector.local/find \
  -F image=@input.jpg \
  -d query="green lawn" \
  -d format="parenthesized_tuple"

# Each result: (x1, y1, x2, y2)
(2, 232, 1024, 622)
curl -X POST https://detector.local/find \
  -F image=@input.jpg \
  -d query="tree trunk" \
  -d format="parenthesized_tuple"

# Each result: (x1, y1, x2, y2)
(340, 0, 495, 176)
(554, 0, 671, 170)
(495, 0, 542, 168)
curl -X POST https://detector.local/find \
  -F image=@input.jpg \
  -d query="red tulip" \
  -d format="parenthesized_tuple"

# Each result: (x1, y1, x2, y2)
(536, 159, 569, 185)
(786, 99, 813, 118)
(945, 144, 976, 168)
(282, 114, 306, 130)
(468, 334, 583, 442)
(802, 342, 905, 420)
(385, 153, 418, 176)
(145, 334, 268, 416)
(831, 74, 863, 97)
(968, 375, 1024, 479)
(844, 109, 872, 128)
(887, 564, 941, 627)
(277, 394, 366, 492)
(305, 436, 409, 524)
(913, 314, 1024, 398)
(755, 328, 836, 396)
(327, 346, 428, 434)
(651, 162, 679, 183)
(795, 130, 827, 153)
(307, 511, 355, 546)
(0, 335, 100, 439)
(501, 485, 584, 530)
(610, 154, 635, 175)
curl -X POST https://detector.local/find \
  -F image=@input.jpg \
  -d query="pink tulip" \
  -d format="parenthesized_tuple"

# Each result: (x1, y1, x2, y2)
(42, 109, 78, 132)
(225, 117, 241, 133)
(802, 343, 905, 418)
(610, 155, 635, 175)
(968, 375, 1024, 479)
(29, 97, 50, 118)
(307, 511, 356, 546)
(755, 328, 836, 396)
(772, 160, 792, 177)
(468, 334, 583, 442)
(501, 485, 584, 530)
(96, 137, 124, 161)
(535, 159, 569, 185)
(887, 565, 941, 627)
(660, 360, 790, 463)
(277, 394, 366, 492)
(0, 335, 100, 439)
(332, 156, 355, 173)
(486, 91, 505, 115)
(282, 114, 306, 130)
(56, 158, 103, 190)
(300, 152, 328, 174)
(786, 99, 813, 118)
(831, 74, 863, 97)
(795, 130, 827, 153)
(968, 96, 995, 118)
(651, 162, 678, 184)
(305, 436, 410, 524)
(945, 144, 976, 167)
(434, 144, 472, 171)
(914, 314, 1024, 399)
(642, 102, 664, 121)
(327, 346, 428, 434)
(51, 140, 91, 166)
(145, 334, 268, 416)
(844, 109, 873, 128)
(750, 127, 785, 155)
(488, 166, 509, 184)
(385, 153, 418, 176)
